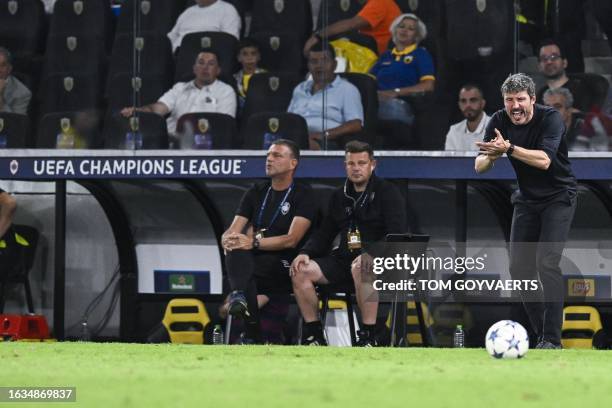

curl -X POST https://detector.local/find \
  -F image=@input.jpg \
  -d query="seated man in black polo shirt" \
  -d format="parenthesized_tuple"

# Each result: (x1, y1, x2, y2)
(290, 141, 407, 346)
(222, 139, 315, 343)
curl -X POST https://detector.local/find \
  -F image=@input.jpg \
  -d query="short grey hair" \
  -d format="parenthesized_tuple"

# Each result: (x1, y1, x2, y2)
(543, 87, 574, 108)
(0, 47, 12, 66)
(390, 13, 427, 45)
(500, 73, 536, 98)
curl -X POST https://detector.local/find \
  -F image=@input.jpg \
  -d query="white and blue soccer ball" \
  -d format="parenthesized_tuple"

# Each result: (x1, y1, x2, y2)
(485, 320, 529, 359)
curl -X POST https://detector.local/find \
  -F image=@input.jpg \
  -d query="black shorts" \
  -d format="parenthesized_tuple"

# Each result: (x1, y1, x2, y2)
(253, 252, 292, 293)
(313, 254, 354, 285)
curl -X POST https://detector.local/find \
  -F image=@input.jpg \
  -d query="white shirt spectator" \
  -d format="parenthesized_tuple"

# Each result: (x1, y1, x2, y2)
(167, 0, 241, 52)
(445, 113, 490, 151)
(158, 79, 236, 135)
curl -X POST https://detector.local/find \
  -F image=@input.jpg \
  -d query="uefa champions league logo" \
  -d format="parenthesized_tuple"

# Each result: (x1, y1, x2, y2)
(9, 160, 19, 175)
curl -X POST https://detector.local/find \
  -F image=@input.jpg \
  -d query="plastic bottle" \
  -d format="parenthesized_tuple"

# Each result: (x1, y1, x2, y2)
(453, 324, 465, 348)
(193, 132, 213, 149)
(0, 133, 7, 148)
(80, 320, 91, 341)
(125, 116, 143, 150)
(56, 118, 75, 149)
(212, 324, 224, 345)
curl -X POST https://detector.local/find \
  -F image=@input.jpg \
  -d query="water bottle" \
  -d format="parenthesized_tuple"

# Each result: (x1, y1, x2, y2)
(56, 118, 75, 149)
(125, 131, 143, 150)
(212, 324, 224, 345)
(193, 133, 213, 149)
(0, 133, 7, 148)
(262, 132, 278, 149)
(80, 320, 91, 341)
(453, 324, 465, 348)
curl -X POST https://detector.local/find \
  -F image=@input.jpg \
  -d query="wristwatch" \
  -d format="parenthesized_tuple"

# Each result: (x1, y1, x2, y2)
(324, 130, 331, 139)
(253, 237, 260, 250)
(507, 143, 515, 156)
(394, 88, 401, 96)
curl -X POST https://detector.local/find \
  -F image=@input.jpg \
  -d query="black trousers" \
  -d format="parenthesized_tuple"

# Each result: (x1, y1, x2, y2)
(509, 191, 576, 344)
(225, 250, 292, 330)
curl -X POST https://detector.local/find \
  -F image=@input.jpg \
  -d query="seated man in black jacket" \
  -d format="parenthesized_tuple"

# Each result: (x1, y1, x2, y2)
(290, 141, 407, 346)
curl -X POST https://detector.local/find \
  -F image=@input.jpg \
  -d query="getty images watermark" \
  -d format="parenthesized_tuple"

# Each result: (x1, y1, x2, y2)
(360, 240, 607, 303)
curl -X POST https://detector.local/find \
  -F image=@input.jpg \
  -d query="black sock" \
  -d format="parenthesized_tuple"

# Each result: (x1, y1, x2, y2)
(304, 321, 323, 338)
(362, 324, 376, 334)
(245, 320, 261, 342)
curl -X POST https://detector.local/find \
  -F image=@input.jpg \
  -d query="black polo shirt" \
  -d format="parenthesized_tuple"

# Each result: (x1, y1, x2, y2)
(485, 104, 577, 202)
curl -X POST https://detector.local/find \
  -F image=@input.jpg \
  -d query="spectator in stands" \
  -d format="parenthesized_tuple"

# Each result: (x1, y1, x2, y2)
(535, 39, 590, 112)
(0, 187, 16, 242)
(593, 0, 612, 55)
(0, 47, 31, 115)
(542, 87, 592, 151)
(370, 13, 435, 125)
(234, 38, 266, 112)
(120, 51, 236, 136)
(445, 84, 490, 151)
(304, 0, 401, 56)
(290, 141, 406, 346)
(223, 139, 315, 344)
(287, 42, 363, 150)
(167, 0, 241, 52)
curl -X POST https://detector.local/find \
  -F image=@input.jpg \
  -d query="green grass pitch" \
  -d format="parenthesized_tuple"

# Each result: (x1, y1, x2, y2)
(1, 343, 611, 408)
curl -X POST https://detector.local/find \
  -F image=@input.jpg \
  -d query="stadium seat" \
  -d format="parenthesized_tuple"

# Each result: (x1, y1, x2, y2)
(161, 298, 211, 344)
(175, 112, 238, 149)
(183, 0, 249, 38)
(0, 113, 29, 148)
(0, 0, 45, 56)
(567, 73, 610, 112)
(49, 0, 113, 52)
(115, 0, 185, 36)
(36, 111, 103, 149)
(109, 32, 174, 84)
(106, 72, 171, 110)
(38, 73, 103, 115)
(242, 112, 309, 150)
(248, 31, 304, 73)
(175, 32, 239, 83)
(0, 224, 39, 314)
(444, 0, 513, 61)
(250, 0, 313, 43)
(241, 71, 302, 124)
(561, 306, 603, 349)
(103, 111, 169, 149)
(316, 0, 366, 31)
(43, 34, 108, 78)
(339, 72, 379, 142)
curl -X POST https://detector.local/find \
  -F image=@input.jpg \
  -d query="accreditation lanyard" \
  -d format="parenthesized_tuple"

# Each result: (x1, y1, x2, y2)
(343, 179, 369, 232)
(256, 183, 294, 231)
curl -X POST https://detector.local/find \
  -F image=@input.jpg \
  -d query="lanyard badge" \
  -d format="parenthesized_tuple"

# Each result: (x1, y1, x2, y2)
(347, 228, 362, 251)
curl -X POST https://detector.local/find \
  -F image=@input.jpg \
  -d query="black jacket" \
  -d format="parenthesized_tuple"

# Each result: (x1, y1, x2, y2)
(300, 174, 407, 260)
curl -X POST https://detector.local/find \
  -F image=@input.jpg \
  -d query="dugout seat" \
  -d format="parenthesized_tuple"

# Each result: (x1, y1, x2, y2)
(0, 225, 39, 314)
(0, 113, 29, 148)
(561, 306, 603, 349)
(38, 73, 103, 116)
(176, 112, 238, 149)
(44, 34, 107, 78)
(339, 72, 379, 144)
(242, 112, 309, 150)
(161, 298, 211, 344)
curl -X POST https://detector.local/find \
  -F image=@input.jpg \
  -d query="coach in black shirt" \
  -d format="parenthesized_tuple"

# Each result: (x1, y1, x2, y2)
(222, 139, 315, 343)
(291, 141, 407, 346)
(476, 73, 577, 349)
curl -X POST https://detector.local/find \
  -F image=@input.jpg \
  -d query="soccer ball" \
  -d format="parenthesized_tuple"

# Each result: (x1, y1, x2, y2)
(485, 320, 529, 359)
